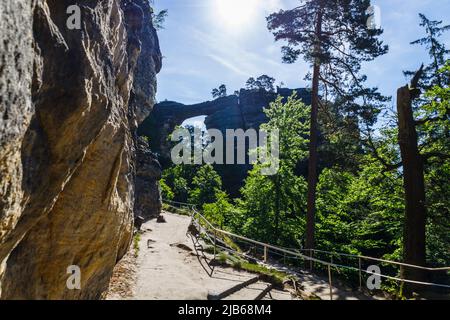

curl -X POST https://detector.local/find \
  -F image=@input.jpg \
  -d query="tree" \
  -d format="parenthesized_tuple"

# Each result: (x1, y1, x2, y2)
(163, 165, 195, 203)
(203, 192, 236, 230)
(188, 165, 224, 206)
(391, 15, 448, 288)
(160, 178, 174, 201)
(212, 84, 227, 98)
(318, 101, 364, 173)
(396, 66, 428, 286)
(267, 0, 388, 250)
(236, 95, 310, 245)
(245, 75, 276, 92)
(364, 56, 449, 293)
(363, 63, 449, 293)
(404, 14, 450, 90)
(316, 161, 404, 259)
(148, 0, 168, 31)
(423, 73, 450, 267)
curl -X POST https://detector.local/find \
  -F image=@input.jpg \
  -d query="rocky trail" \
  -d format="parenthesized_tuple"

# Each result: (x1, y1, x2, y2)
(106, 211, 378, 301)
(106, 211, 298, 300)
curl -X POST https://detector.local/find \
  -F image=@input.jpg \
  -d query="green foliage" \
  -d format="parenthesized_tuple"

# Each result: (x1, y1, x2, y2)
(203, 192, 237, 230)
(421, 62, 450, 267)
(316, 161, 404, 259)
(163, 163, 226, 209)
(237, 167, 307, 246)
(404, 14, 450, 90)
(267, 0, 390, 126)
(245, 75, 276, 92)
(420, 62, 450, 157)
(348, 60, 450, 268)
(188, 164, 224, 206)
(150, 2, 168, 31)
(212, 84, 227, 98)
(231, 95, 310, 246)
(159, 178, 174, 201)
(318, 103, 364, 172)
(133, 233, 141, 258)
(163, 164, 197, 203)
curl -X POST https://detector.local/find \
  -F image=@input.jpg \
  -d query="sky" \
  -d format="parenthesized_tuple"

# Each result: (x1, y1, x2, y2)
(153, 0, 450, 126)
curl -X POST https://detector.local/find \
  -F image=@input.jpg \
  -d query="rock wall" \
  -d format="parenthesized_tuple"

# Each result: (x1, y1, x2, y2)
(141, 89, 311, 165)
(0, 0, 35, 293)
(0, 0, 161, 299)
(139, 95, 239, 167)
(139, 88, 311, 195)
(134, 137, 162, 221)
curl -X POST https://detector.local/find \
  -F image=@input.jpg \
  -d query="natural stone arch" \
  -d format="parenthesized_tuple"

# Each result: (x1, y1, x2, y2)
(138, 95, 239, 166)
(138, 88, 311, 196)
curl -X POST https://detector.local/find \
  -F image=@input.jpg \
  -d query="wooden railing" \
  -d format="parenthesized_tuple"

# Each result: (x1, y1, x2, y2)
(163, 199, 450, 299)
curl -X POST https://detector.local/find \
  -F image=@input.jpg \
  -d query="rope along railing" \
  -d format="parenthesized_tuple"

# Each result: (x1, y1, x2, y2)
(162, 200, 450, 300)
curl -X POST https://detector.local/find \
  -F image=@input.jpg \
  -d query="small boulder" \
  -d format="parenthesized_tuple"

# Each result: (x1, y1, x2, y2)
(156, 215, 166, 223)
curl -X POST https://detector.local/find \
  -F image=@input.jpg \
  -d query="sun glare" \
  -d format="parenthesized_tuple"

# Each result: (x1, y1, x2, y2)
(215, 0, 259, 29)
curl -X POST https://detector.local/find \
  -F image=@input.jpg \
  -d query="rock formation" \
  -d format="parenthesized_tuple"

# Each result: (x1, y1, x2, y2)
(139, 95, 239, 166)
(139, 88, 311, 194)
(134, 137, 162, 221)
(0, 0, 161, 299)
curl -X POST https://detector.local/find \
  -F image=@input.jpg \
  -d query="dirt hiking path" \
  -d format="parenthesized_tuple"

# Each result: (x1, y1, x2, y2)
(106, 211, 375, 300)
(107, 211, 297, 300)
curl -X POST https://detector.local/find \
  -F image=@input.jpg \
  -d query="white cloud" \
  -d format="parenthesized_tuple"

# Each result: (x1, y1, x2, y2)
(207, 53, 250, 76)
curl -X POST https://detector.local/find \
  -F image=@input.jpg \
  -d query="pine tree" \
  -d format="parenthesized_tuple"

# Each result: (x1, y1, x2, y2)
(267, 0, 388, 250)
(404, 14, 450, 90)
(400, 16, 449, 284)
(246, 75, 277, 92)
(212, 84, 227, 98)
(396, 15, 449, 289)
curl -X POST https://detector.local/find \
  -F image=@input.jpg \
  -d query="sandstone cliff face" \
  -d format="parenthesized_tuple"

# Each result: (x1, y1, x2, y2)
(0, 0, 35, 276)
(134, 137, 162, 221)
(0, 0, 161, 299)
(139, 95, 239, 167)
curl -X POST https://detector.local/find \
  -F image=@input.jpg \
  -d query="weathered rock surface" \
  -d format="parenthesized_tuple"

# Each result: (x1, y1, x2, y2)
(0, 0, 161, 299)
(0, 0, 35, 284)
(134, 137, 162, 221)
(128, 0, 162, 125)
(140, 88, 311, 194)
(139, 95, 239, 166)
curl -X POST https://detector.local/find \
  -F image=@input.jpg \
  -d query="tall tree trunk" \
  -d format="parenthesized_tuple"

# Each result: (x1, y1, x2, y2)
(397, 67, 427, 291)
(306, 10, 323, 251)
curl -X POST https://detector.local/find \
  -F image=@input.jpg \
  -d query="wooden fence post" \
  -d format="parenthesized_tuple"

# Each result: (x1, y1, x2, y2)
(328, 265, 333, 300)
(359, 258, 363, 291)
(213, 230, 217, 260)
